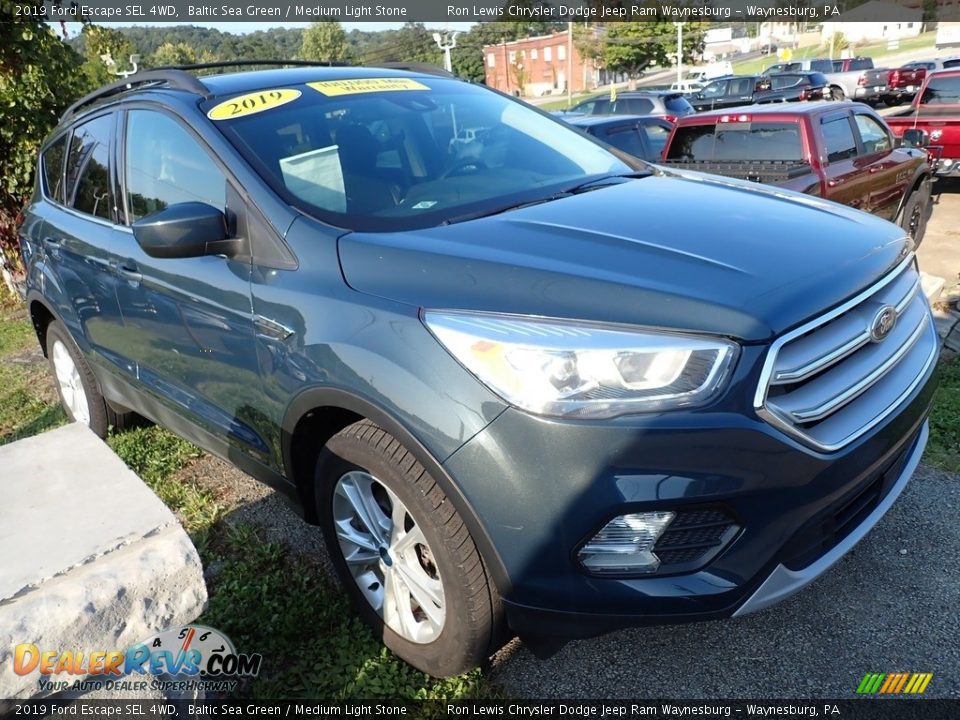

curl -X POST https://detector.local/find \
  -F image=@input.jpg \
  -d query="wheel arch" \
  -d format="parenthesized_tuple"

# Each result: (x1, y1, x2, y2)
(281, 386, 513, 595)
(895, 165, 932, 223)
(26, 291, 60, 358)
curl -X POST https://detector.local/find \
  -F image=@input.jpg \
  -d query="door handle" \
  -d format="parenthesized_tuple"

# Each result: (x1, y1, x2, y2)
(113, 261, 142, 283)
(42, 237, 61, 248)
(869, 166, 880, 174)
(828, 179, 845, 187)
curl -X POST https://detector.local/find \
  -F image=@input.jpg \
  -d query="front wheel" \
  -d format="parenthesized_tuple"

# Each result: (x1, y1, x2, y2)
(316, 420, 505, 677)
(900, 182, 932, 247)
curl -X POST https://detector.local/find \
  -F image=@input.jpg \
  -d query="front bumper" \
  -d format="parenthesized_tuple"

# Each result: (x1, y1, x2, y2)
(441, 343, 936, 639)
(933, 157, 960, 176)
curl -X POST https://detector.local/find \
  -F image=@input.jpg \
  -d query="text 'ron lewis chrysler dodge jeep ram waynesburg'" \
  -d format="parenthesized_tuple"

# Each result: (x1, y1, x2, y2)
(20, 64, 938, 677)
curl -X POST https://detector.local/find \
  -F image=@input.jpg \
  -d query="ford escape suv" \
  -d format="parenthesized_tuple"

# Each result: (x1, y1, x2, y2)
(20, 65, 938, 677)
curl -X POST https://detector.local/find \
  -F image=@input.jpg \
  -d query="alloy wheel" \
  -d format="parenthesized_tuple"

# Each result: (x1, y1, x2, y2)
(332, 470, 445, 644)
(52, 340, 90, 426)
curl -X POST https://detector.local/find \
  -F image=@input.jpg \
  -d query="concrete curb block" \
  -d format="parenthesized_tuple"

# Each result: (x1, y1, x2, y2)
(0, 423, 207, 699)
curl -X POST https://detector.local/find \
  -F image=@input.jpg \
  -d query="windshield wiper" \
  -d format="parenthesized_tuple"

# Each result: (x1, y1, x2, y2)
(561, 170, 655, 195)
(440, 192, 572, 225)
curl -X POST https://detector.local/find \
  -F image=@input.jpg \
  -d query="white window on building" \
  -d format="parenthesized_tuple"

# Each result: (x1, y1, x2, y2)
(544, 46, 552, 62)
(487, 53, 495, 68)
(558, 45, 566, 61)
(530, 48, 538, 60)
(509, 51, 516, 63)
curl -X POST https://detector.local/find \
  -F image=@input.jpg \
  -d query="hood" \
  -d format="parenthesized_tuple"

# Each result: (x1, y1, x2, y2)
(337, 171, 909, 342)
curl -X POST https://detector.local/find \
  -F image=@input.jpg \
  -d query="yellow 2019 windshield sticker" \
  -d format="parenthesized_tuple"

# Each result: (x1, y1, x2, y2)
(207, 89, 302, 120)
(307, 78, 429, 97)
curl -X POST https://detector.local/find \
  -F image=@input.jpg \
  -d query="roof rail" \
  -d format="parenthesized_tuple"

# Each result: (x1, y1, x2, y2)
(153, 60, 348, 72)
(62, 69, 209, 121)
(376, 62, 456, 78)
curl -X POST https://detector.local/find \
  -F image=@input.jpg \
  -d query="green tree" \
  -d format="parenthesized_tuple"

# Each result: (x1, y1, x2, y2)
(604, 22, 697, 86)
(301, 21, 351, 63)
(80, 24, 138, 87)
(148, 41, 199, 67)
(0, 11, 89, 296)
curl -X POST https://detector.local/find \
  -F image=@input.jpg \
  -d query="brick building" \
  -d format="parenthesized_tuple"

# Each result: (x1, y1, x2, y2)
(482, 30, 597, 98)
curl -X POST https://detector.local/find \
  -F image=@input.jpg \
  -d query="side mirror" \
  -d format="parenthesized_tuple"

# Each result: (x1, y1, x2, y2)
(900, 128, 929, 148)
(132, 202, 240, 259)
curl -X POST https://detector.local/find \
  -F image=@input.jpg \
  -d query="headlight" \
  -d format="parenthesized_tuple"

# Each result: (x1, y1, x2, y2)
(423, 311, 738, 419)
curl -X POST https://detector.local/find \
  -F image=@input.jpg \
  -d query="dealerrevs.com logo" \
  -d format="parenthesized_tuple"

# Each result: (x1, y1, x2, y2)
(13, 624, 262, 694)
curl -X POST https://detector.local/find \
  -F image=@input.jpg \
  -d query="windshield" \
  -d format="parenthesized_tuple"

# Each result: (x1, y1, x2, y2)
(207, 77, 633, 231)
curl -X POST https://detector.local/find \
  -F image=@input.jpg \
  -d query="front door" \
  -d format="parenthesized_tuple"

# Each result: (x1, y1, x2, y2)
(112, 108, 269, 462)
(852, 112, 904, 220)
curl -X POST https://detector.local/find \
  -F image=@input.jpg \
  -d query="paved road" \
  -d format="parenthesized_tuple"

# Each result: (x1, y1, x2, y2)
(918, 178, 960, 299)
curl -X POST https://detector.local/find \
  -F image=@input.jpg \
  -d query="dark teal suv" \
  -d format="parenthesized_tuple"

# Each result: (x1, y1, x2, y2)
(20, 64, 938, 677)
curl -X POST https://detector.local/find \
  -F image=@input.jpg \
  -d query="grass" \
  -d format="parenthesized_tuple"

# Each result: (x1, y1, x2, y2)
(926, 358, 960, 473)
(2, 298, 958, 698)
(0, 302, 497, 700)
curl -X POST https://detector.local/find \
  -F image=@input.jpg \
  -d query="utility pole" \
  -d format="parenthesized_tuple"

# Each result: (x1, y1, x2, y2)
(432, 31, 460, 73)
(567, 21, 573, 108)
(674, 22, 683, 86)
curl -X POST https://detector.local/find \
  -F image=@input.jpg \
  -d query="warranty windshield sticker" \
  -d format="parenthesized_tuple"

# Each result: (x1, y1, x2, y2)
(307, 78, 429, 96)
(207, 89, 302, 120)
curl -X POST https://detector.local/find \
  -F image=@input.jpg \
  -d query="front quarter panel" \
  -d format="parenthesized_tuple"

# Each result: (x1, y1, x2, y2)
(249, 215, 509, 474)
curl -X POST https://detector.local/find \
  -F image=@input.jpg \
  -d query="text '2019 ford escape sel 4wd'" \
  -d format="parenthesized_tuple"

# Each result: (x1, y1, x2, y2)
(20, 65, 938, 677)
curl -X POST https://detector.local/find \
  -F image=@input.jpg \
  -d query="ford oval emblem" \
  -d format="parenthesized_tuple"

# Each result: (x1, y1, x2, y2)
(870, 305, 897, 342)
(931, 129, 943, 142)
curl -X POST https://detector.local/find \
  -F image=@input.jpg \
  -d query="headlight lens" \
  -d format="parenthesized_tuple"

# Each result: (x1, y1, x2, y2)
(424, 311, 738, 419)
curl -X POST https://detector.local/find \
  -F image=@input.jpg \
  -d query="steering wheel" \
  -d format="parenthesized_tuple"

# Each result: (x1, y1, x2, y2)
(441, 159, 488, 179)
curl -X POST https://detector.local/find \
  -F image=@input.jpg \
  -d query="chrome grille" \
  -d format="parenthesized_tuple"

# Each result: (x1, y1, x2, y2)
(755, 254, 938, 452)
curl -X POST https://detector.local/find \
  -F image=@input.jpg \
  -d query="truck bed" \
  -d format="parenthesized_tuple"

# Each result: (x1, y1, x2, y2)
(663, 160, 812, 184)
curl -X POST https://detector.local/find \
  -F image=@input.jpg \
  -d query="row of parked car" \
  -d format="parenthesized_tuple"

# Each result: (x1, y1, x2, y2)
(557, 63, 960, 247)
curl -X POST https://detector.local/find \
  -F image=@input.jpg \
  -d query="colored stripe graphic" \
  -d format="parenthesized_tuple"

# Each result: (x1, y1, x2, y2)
(857, 672, 932, 694)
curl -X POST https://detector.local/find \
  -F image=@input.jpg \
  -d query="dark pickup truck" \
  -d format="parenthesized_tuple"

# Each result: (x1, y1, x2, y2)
(886, 68, 960, 177)
(690, 73, 829, 111)
(663, 102, 934, 243)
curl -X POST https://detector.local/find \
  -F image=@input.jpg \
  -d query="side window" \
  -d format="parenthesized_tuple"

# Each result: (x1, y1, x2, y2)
(619, 98, 653, 114)
(854, 114, 892, 154)
(603, 126, 645, 158)
(729, 78, 752, 95)
(702, 81, 728, 98)
(124, 110, 226, 223)
(42, 135, 68, 204)
(821, 115, 858, 163)
(640, 123, 670, 159)
(65, 115, 114, 221)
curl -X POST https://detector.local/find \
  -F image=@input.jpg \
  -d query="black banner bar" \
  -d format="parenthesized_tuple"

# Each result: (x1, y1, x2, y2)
(2, 700, 960, 720)
(8, 0, 932, 23)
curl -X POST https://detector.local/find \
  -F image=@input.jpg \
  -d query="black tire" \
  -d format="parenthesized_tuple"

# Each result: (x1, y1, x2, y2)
(45, 320, 138, 438)
(900, 181, 932, 247)
(315, 420, 505, 677)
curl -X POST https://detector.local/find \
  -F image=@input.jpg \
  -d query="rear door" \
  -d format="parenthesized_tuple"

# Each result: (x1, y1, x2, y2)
(719, 77, 755, 108)
(33, 114, 128, 377)
(851, 111, 903, 220)
(694, 79, 729, 111)
(818, 110, 872, 211)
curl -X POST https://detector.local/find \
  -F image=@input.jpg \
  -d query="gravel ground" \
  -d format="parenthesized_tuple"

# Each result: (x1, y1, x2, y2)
(184, 452, 959, 699)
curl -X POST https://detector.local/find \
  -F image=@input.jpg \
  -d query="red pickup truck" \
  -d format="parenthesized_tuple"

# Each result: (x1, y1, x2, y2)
(662, 102, 935, 243)
(886, 68, 960, 177)
(884, 64, 927, 105)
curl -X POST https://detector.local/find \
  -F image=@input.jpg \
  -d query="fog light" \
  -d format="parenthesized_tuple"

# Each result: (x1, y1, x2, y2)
(942, 158, 954, 169)
(578, 511, 675, 574)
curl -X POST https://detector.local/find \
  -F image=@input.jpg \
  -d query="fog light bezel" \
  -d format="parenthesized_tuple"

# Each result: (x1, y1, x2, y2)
(575, 505, 742, 579)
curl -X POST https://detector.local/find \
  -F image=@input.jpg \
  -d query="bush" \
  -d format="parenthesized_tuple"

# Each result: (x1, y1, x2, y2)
(0, 12, 89, 298)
